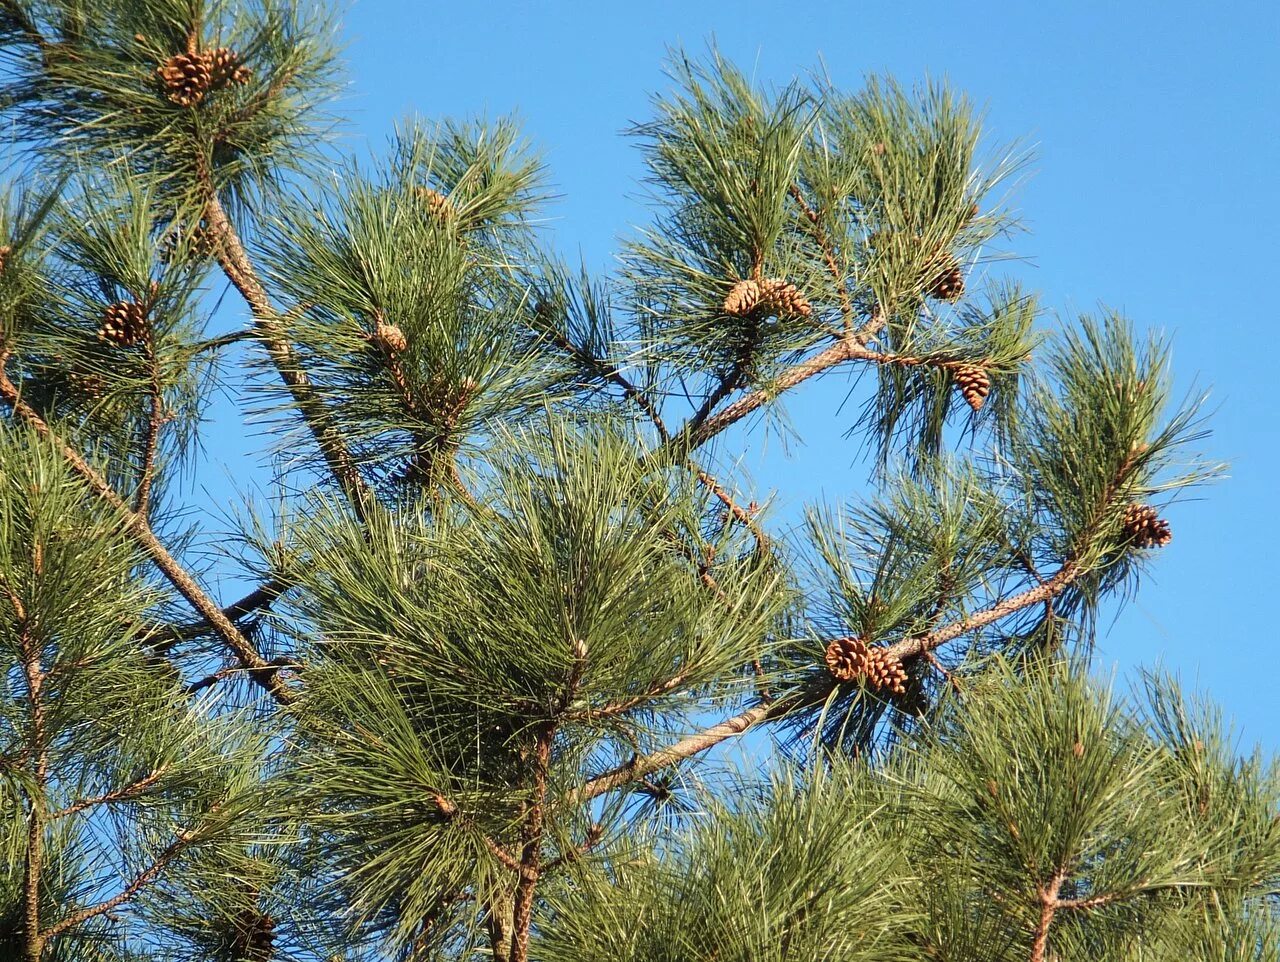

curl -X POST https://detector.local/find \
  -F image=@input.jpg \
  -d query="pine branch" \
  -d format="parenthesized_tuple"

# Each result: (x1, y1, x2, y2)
(40, 834, 192, 942)
(0, 354, 293, 704)
(788, 182, 853, 328)
(133, 342, 165, 519)
(545, 324, 669, 441)
(574, 561, 1082, 803)
(51, 767, 169, 820)
(202, 194, 374, 522)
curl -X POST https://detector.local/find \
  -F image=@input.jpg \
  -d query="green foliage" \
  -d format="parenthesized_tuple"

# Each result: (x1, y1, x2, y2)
(544, 663, 1280, 962)
(0, 7, 1255, 962)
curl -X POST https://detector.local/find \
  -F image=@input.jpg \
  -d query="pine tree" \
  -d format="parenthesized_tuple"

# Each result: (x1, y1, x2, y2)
(0, 3, 1268, 961)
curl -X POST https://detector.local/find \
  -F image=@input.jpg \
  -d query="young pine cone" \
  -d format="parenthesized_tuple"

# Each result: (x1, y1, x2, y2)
(99, 300, 150, 347)
(415, 186, 455, 221)
(374, 321, 408, 354)
(1121, 503, 1171, 549)
(953, 364, 991, 412)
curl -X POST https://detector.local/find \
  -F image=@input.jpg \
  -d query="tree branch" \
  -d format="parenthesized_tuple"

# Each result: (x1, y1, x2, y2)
(51, 767, 169, 820)
(573, 562, 1083, 804)
(544, 323, 669, 441)
(0, 356, 293, 704)
(40, 835, 190, 941)
(202, 194, 373, 523)
(133, 342, 164, 519)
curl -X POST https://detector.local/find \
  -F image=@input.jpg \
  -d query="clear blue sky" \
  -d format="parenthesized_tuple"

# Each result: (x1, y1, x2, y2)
(209, 2, 1279, 741)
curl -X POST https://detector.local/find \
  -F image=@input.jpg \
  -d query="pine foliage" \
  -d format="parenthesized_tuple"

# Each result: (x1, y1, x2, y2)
(0, 2, 1262, 960)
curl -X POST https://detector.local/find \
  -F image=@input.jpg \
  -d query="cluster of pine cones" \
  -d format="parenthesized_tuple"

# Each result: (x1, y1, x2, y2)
(823, 636, 908, 695)
(156, 46, 250, 107)
(1122, 503, 1171, 549)
(722, 277, 813, 319)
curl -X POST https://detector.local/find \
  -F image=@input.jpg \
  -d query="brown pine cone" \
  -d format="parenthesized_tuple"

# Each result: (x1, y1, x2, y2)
(207, 47, 251, 88)
(759, 277, 813, 318)
(0, 244, 11, 273)
(925, 256, 965, 302)
(374, 321, 408, 354)
(1121, 503, 1171, 549)
(953, 364, 991, 412)
(722, 278, 763, 316)
(864, 647, 908, 696)
(156, 51, 212, 106)
(824, 637, 869, 682)
(99, 300, 149, 347)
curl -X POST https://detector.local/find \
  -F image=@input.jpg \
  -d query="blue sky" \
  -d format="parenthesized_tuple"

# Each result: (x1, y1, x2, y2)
(208, 2, 1279, 741)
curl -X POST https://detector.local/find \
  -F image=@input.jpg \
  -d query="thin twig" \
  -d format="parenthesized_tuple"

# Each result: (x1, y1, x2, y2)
(51, 767, 169, 820)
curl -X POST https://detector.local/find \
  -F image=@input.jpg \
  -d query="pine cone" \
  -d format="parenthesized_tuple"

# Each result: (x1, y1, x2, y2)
(925, 256, 965, 302)
(723, 277, 812, 319)
(374, 321, 408, 354)
(0, 244, 11, 273)
(863, 647, 908, 695)
(160, 220, 220, 263)
(156, 51, 213, 106)
(228, 909, 276, 962)
(1121, 503, 1171, 549)
(759, 277, 813, 318)
(415, 186, 455, 221)
(953, 364, 991, 412)
(65, 370, 107, 400)
(207, 46, 251, 88)
(824, 636, 869, 682)
(99, 300, 149, 347)
(723, 278, 763, 316)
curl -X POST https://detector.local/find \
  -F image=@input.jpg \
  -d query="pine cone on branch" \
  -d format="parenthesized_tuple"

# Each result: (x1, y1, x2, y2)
(156, 51, 212, 106)
(228, 908, 276, 962)
(157, 45, 250, 106)
(863, 647, 908, 696)
(99, 300, 150, 347)
(374, 321, 409, 354)
(207, 46, 251, 88)
(824, 637, 869, 682)
(415, 186, 455, 222)
(953, 364, 991, 412)
(1121, 504, 1171, 549)
(723, 277, 812, 319)
(723, 278, 763, 316)
(925, 256, 965, 302)
(758, 277, 813, 318)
